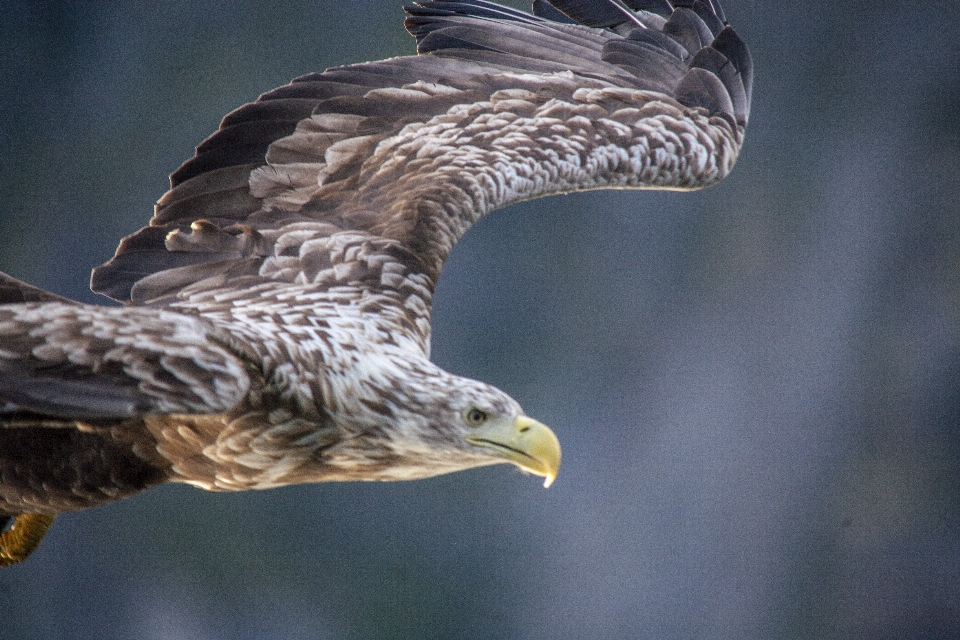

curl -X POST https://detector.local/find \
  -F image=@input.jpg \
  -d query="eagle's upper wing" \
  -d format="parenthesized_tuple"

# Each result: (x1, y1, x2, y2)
(91, 0, 751, 305)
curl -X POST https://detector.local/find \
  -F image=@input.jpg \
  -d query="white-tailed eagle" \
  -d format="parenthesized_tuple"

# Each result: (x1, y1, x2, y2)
(0, 0, 751, 566)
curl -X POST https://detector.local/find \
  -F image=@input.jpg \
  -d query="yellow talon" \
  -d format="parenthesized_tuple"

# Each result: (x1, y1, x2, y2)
(0, 513, 57, 567)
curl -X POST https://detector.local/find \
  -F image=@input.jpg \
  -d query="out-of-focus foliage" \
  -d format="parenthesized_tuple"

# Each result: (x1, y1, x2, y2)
(1, 1, 958, 639)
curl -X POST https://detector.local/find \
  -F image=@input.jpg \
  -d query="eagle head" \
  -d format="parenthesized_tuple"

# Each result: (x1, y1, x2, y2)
(334, 359, 561, 487)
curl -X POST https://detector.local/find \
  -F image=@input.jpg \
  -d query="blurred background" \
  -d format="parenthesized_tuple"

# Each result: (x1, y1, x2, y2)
(1, 1, 958, 638)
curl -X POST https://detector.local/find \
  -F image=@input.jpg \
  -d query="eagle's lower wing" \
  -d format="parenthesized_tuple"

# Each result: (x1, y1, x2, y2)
(91, 0, 751, 304)
(0, 303, 253, 420)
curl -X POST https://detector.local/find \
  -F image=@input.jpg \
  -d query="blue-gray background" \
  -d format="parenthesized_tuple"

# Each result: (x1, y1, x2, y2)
(1, 1, 958, 638)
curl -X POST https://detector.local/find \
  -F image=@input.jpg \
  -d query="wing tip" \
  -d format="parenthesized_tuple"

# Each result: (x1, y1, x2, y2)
(0, 273, 72, 305)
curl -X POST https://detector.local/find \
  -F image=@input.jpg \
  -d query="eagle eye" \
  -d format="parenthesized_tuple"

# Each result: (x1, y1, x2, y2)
(464, 407, 488, 426)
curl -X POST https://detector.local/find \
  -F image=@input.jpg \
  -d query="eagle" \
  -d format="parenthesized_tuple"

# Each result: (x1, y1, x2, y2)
(0, 0, 751, 566)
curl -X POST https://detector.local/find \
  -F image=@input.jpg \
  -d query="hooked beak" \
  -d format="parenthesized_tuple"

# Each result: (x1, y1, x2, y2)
(466, 415, 561, 487)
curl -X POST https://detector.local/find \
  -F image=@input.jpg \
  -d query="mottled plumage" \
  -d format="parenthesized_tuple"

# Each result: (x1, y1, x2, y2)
(0, 0, 751, 566)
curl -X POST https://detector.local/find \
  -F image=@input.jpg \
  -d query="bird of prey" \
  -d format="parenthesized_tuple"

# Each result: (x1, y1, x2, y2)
(0, 0, 751, 566)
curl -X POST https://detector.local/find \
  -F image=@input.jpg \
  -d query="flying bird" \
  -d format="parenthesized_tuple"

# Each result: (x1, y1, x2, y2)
(0, 0, 751, 566)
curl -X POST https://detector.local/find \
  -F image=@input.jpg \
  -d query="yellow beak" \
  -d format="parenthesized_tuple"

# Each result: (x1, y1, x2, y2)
(466, 415, 561, 487)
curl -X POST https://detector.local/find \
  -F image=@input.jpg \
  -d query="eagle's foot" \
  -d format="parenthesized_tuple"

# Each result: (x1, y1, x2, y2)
(0, 513, 56, 567)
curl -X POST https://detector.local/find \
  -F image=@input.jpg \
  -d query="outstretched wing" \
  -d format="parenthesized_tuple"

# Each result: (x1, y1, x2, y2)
(91, 0, 751, 306)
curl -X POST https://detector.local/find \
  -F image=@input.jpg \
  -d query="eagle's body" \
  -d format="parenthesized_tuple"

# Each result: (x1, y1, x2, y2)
(0, 0, 751, 565)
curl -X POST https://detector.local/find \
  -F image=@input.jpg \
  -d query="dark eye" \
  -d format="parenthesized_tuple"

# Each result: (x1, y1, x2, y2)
(465, 407, 488, 426)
